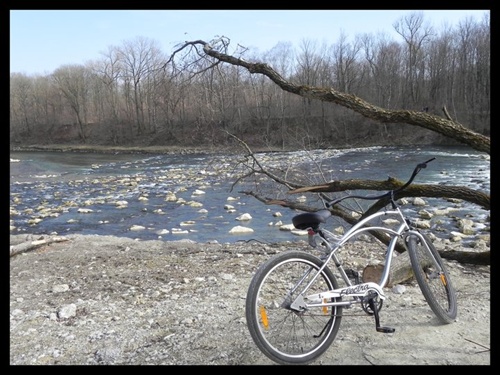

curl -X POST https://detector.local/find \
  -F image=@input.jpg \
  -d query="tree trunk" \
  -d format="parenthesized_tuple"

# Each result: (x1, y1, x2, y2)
(362, 247, 490, 287)
(10, 237, 69, 257)
(362, 251, 417, 287)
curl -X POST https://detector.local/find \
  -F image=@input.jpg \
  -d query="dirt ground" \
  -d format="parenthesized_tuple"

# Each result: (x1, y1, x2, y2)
(9, 234, 490, 365)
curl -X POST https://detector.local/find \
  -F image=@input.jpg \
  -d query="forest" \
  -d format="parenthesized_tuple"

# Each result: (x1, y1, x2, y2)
(9, 12, 490, 151)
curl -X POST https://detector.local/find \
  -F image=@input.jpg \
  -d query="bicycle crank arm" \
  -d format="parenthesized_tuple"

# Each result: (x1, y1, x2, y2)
(368, 296, 396, 334)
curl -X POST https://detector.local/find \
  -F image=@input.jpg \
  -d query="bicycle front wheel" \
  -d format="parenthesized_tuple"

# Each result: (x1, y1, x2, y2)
(246, 251, 342, 365)
(407, 232, 457, 324)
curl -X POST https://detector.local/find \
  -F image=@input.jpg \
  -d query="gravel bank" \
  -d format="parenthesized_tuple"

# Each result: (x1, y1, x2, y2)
(10, 234, 490, 365)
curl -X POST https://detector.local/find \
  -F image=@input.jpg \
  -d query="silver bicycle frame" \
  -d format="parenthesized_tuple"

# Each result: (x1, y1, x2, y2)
(292, 207, 417, 310)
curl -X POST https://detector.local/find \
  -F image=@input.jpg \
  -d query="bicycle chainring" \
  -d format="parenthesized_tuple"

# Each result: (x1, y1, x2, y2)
(361, 291, 383, 315)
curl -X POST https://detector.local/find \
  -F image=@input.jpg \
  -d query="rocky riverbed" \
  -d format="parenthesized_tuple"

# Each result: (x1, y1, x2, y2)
(10, 234, 490, 365)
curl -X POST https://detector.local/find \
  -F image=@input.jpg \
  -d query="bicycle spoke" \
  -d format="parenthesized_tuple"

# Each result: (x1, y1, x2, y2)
(246, 252, 342, 364)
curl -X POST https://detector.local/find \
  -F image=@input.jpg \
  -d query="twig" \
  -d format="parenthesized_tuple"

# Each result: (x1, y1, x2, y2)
(464, 338, 490, 353)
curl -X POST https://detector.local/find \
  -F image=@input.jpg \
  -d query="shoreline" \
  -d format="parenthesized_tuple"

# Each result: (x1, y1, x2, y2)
(9, 144, 229, 155)
(10, 141, 486, 156)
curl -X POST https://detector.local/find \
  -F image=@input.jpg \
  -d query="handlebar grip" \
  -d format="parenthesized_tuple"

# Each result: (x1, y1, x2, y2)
(416, 157, 435, 170)
(423, 157, 436, 166)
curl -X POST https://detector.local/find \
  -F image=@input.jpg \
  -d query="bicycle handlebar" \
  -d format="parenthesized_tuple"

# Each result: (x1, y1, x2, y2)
(325, 157, 435, 208)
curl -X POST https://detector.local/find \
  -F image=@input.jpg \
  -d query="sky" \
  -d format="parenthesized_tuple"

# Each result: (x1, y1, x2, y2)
(10, 9, 490, 75)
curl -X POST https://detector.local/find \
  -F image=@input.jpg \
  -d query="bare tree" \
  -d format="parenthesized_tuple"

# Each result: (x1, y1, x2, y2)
(52, 64, 91, 142)
(361, 33, 403, 140)
(394, 11, 434, 109)
(117, 36, 164, 136)
(262, 42, 295, 148)
(10, 73, 34, 134)
(90, 46, 125, 144)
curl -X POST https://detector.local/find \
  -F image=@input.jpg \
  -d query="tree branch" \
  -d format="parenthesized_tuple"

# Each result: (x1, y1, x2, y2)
(171, 39, 490, 155)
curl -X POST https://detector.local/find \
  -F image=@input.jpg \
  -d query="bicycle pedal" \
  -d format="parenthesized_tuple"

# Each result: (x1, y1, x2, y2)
(376, 326, 395, 333)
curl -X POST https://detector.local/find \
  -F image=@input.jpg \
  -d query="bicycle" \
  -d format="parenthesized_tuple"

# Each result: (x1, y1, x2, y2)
(245, 158, 457, 365)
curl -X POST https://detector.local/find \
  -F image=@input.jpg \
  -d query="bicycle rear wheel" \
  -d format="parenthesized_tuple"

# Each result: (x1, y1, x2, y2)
(246, 251, 342, 365)
(407, 232, 457, 324)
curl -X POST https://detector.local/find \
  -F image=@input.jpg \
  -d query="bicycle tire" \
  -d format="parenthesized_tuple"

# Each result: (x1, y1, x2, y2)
(246, 251, 342, 365)
(407, 232, 457, 324)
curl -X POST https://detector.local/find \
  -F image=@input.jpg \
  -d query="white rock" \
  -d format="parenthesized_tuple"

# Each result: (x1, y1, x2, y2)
(165, 193, 177, 202)
(171, 228, 189, 234)
(52, 284, 70, 293)
(229, 226, 254, 234)
(333, 226, 344, 235)
(450, 231, 468, 238)
(392, 284, 406, 294)
(413, 197, 426, 206)
(57, 304, 77, 319)
(414, 220, 431, 229)
(418, 209, 433, 219)
(236, 213, 252, 221)
(382, 219, 400, 225)
(130, 225, 146, 231)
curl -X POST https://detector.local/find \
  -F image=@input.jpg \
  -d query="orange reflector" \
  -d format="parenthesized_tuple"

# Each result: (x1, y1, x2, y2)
(440, 274, 447, 286)
(322, 299, 328, 314)
(260, 305, 269, 329)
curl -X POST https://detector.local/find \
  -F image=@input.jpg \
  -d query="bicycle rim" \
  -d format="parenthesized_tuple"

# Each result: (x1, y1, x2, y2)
(246, 251, 342, 365)
(407, 233, 457, 323)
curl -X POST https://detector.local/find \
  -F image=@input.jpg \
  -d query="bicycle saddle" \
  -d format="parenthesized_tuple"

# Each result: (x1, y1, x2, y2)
(292, 209, 331, 230)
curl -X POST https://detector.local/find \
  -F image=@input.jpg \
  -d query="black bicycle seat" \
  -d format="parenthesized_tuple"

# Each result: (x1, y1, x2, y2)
(292, 209, 331, 230)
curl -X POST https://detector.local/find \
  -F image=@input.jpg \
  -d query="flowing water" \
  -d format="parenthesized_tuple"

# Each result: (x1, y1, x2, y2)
(10, 145, 490, 244)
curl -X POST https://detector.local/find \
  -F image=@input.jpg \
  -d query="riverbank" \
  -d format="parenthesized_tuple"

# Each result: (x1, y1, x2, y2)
(9, 233, 491, 365)
(8, 142, 420, 156)
(10, 144, 226, 155)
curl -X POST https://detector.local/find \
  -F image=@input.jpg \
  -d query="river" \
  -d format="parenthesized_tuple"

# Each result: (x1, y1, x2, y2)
(10, 145, 490, 244)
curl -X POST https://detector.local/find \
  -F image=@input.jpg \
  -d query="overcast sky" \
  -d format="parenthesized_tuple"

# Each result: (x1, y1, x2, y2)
(10, 9, 490, 75)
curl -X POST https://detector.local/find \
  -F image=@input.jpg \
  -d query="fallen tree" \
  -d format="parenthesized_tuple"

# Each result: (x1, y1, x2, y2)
(10, 236, 69, 257)
(166, 37, 490, 155)
(231, 134, 489, 266)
